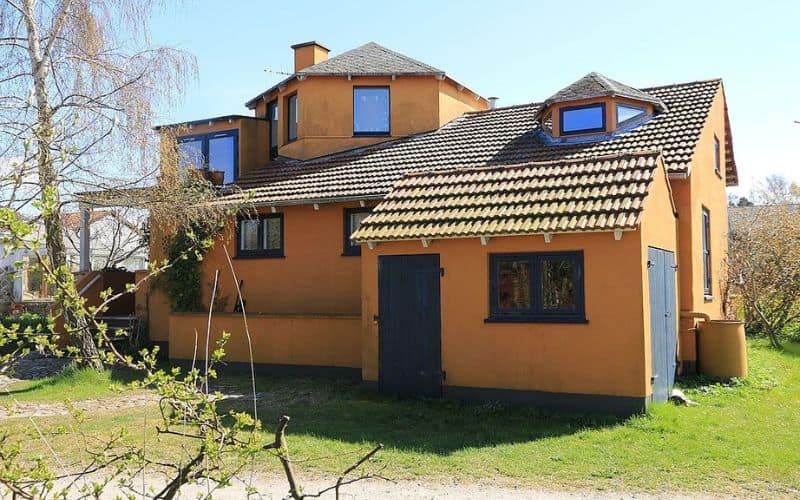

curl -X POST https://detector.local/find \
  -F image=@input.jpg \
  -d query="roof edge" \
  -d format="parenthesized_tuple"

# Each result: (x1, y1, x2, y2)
(399, 149, 664, 179)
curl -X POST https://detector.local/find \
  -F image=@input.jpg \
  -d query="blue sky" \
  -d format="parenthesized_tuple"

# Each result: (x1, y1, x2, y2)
(150, 0, 799, 196)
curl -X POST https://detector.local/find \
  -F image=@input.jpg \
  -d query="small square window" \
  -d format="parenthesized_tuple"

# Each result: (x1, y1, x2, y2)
(559, 103, 606, 135)
(488, 252, 585, 323)
(343, 208, 371, 256)
(237, 214, 284, 258)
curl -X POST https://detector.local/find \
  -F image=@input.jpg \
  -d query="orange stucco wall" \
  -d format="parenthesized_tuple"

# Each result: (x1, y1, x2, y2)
(168, 312, 360, 368)
(196, 202, 370, 315)
(638, 159, 680, 385)
(361, 233, 648, 397)
(669, 85, 730, 366)
(252, 76, 486, 160)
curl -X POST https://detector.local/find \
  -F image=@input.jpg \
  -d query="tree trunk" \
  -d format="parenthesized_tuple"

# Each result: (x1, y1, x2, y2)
(23, 0, 102, 371)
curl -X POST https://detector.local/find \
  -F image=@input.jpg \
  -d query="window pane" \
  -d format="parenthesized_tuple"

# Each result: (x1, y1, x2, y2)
(541, 259, 576, 309)
(348, 211, 369, 245)
(354, 88, 389, 133)
(208, 134, 236, 183)
(268, 102, 278, 152)
(177, 139, 203, 168)
(264, 217, 281, 250)
(561, 104, 604, 133)
(497, 260, 530, 309)
(240, 220, 259, 250)
(287, 95, 298, 141)
(616, 103, 645, 125)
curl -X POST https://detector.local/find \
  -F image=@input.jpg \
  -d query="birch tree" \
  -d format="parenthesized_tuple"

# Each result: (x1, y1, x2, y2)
(0, 0, 194, 368)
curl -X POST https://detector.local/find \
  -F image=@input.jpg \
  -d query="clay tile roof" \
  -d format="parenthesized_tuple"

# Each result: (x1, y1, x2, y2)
(61, 210, 110, 231)
(350, 151, 664, 242)
(227, 78, 737, 207)
(543, 72, 667, 112)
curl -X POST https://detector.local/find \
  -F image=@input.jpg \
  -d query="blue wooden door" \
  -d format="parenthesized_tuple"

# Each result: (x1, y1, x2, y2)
(378, 254, 442, 398)
(648, 247, 678, 402)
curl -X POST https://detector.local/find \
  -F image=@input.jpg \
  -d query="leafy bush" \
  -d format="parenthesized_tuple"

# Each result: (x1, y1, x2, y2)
(0, 312, 48, 332)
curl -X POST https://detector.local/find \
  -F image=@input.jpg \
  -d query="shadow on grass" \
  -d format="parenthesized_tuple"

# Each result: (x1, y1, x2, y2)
(215, 374, 628, 455)
(0, 363, 141, 398)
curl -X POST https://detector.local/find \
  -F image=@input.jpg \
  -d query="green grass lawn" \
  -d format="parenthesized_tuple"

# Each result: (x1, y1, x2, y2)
(0, 364, 140, 402)
(0, 339, 798, 495)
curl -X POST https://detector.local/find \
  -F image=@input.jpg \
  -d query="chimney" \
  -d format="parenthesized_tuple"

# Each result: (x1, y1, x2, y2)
(291, 41, 330, 72)
(488, 97, 499, 110)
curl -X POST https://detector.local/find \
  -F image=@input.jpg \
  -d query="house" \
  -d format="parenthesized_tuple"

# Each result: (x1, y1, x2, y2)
(140, 41, 736, 415)
(0, 209, 146, 311)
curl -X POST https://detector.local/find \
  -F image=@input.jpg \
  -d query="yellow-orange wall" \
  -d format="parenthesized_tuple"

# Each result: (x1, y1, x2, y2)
(361, 233, 647, 397)
(671, 85, 729, 317)
(168, 312, 360, 368)
(196, 202, 372, 315)
(638, 159, 680, 385)
(253, 76, 486, 160)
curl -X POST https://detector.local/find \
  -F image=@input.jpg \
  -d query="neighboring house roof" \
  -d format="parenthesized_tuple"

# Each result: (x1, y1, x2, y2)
(351, 151, 664, 242)
(245, 42, 447, 108)
(542, 72, 667, 112)
(225, 78, 736, 208)
(62, 210, 111, 232)
(728, 204, 800, 230)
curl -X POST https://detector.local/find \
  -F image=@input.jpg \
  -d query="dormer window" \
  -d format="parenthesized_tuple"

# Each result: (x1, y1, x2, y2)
(538, 73, 667, 142)
(559, 103, 606, 135)
(616, 103, 646, 126)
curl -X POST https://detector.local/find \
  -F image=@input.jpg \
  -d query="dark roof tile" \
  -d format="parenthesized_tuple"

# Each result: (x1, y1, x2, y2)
(228, 79, 736, 207)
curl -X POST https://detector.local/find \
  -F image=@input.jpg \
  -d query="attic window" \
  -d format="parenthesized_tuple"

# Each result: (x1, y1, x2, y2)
(559, 103, 605, 135)
(616, 103, 646, 126)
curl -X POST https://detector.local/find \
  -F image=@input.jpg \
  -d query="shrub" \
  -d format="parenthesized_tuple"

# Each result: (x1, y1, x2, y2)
(0, 312, 48, 333)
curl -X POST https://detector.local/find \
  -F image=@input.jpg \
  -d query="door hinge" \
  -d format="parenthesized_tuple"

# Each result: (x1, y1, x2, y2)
(440, 267, 445, 277)
(372, 314, 379, 324)
(671, 264, 679, 270)
(647, 260, 654, 268)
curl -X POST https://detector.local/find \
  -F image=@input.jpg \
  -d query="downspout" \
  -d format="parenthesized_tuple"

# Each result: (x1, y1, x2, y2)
(680, 311, 710, 375)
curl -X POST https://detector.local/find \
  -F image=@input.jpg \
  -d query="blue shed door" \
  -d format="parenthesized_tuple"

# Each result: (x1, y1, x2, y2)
(378, 254, 442, 398)
(648, 247, 678, 403)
